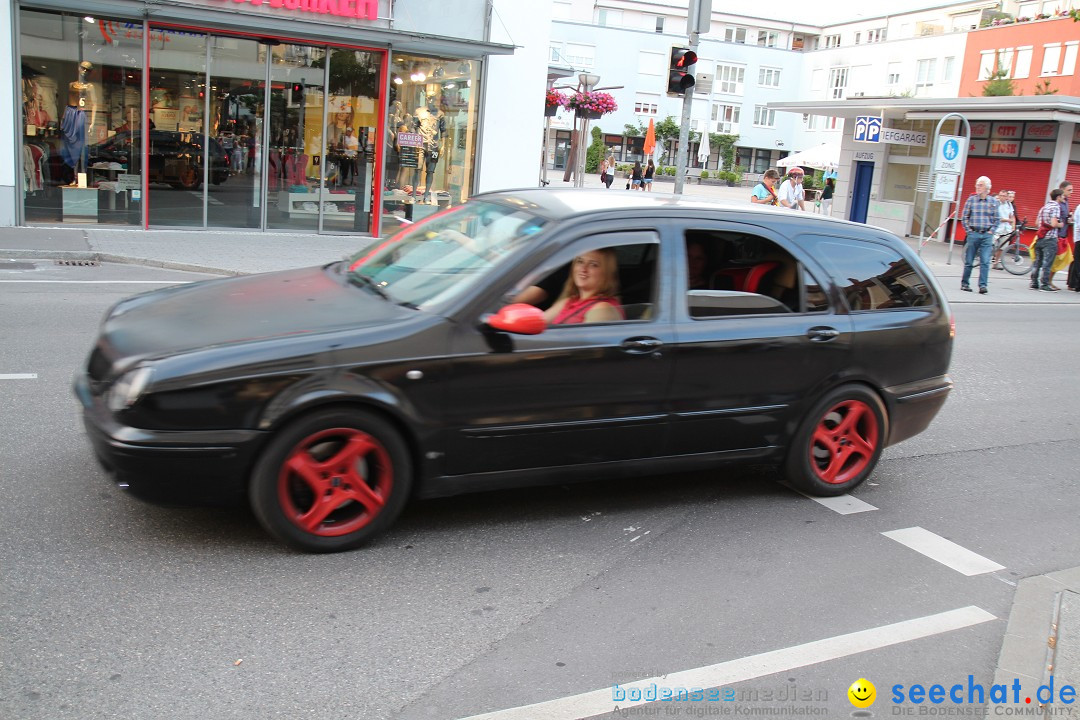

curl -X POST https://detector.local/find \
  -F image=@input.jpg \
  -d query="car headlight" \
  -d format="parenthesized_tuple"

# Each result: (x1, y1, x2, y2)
(107, 366, 154, 413)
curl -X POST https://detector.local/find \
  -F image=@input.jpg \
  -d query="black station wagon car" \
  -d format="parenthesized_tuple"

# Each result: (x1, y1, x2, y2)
(75, 190, 953, 552)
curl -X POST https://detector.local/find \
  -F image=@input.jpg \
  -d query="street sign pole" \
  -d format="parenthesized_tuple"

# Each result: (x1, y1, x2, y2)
(674, 0, 710, 195)
(918, 114, 970, 264)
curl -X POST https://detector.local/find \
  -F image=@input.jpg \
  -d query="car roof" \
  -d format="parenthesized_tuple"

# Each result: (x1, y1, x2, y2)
(473, 187, 863, 231)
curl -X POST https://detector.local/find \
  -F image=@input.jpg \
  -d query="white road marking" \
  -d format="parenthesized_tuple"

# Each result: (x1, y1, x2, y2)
(0, 374, 38, 380)
(0, 280, 192, 284)
(803, 492, 878, 514)
(882, 527, 1005, 576)
(456, 606, 997, 720)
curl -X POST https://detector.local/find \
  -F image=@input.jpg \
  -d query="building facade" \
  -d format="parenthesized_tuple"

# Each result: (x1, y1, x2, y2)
(4, 0, 549, 235)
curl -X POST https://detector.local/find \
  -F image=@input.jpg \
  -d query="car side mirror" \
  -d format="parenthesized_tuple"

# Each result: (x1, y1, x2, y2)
(485, 303, 546, 335)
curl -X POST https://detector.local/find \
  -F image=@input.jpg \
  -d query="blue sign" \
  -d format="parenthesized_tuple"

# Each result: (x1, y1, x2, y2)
(854, 116, 882, 143)
(942, 138, 959, 161)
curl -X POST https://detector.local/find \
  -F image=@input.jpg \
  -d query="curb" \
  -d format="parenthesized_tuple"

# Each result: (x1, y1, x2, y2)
(994, 566, 1080, 710)
(1, 249, 242, 276)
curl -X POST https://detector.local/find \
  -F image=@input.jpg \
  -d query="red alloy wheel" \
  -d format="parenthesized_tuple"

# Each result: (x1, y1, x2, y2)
(276, 427, 394, 537)
(808, 399, 880, 485)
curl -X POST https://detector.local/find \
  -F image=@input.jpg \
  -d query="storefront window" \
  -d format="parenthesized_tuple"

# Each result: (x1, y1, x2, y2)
(20, 10, 143, 225)
(383, 54, 480, 231)
(148, 29, 209, 227)
(321, 48, 382, 234)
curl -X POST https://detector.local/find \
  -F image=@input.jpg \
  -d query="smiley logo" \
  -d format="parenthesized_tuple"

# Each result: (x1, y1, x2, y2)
(848, 678, 876, 708)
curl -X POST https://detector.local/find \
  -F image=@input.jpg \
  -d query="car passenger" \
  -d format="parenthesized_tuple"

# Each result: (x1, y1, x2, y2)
(687, 240, 711, 290)
(544, 249, 625, 324)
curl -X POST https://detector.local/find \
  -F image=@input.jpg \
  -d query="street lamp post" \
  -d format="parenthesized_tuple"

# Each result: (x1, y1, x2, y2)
(575, 72, 600, 189)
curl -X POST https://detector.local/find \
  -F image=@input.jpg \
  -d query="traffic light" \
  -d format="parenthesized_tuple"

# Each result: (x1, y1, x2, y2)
(668, 47, 698, 95)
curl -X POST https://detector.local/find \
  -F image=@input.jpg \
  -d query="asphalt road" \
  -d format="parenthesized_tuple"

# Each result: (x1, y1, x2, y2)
(1, 260, 1077, 720)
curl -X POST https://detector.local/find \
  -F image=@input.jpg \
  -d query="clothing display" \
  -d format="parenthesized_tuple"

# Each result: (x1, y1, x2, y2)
(60, 106, 87, 169)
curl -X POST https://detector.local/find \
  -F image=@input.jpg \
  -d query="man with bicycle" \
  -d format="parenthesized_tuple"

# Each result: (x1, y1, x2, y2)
(960, 176, 1000, 294)
(991, 190, 1015, 270)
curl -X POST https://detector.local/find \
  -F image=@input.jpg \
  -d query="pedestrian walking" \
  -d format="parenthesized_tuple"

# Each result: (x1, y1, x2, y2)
(750, 169, 780, 206)
(603, 153, 615, 188)
(1032, 188, 1064, 292)
(778, 169, 805, 210)
(642, 160, 655, 191)
(959, 176, 1000, 294)
(1050, 181, 1072, 288)
(820, 178, 835, 216)
(629, 161, 642, 190)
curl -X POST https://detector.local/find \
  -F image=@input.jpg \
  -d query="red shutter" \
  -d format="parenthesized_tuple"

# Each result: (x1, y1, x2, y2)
(959, 158, 1052, 243)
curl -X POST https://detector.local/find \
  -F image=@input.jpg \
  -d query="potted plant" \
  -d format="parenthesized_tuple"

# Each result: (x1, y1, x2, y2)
(544, 89, 567, 117)
(567, 91, 618, 120)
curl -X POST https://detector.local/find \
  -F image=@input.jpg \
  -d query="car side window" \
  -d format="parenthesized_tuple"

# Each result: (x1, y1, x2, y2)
(510, 239, 659, 324)
(684, 230, 817, 318)
(815, 241, 933, 311)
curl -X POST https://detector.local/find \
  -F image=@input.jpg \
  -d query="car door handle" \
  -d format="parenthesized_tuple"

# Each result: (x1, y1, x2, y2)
(807, 326, 840, 341)
(621, 337, 663, 354)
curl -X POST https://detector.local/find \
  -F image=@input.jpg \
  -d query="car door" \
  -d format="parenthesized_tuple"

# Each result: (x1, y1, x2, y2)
(668, 219, 853, 457)
(441, 227, 676, 476)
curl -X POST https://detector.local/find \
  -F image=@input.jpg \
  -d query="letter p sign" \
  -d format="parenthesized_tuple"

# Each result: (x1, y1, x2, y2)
(854, 116, 882, 143)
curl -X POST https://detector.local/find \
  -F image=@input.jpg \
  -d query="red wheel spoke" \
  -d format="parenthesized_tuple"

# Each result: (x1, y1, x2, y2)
(296, 496, 339, 532)
(326, 434, 377, 469)
(848, 432, 876, 460)
(821, 445, 854, 483)
(835, 403, 867, 437)
(347, 480, 386, 514)
(812, 427, 838, 453)
(286, 453, 329, 494)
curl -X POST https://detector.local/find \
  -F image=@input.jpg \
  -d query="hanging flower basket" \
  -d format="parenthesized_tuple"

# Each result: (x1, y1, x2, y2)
(544, 89, 568, 117)
(566, 91, 617, 119)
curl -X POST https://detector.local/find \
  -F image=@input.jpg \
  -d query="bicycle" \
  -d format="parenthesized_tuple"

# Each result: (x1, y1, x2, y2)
(972, 219, 1033, 275)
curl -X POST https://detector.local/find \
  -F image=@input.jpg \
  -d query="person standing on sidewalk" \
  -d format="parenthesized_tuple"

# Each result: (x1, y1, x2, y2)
(991, 189, 1015, 269)
(1032, 188, 1064, 292)
(959, 176, 1000, 294)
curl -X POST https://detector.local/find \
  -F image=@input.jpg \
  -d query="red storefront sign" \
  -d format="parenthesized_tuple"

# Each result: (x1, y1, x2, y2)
(990, 122, 1023, 140)
(211, 0, 379, 20)
(1023, 122, 1058, 140)
(987, 140, 1021, 158)
(969, 121, 991, 139)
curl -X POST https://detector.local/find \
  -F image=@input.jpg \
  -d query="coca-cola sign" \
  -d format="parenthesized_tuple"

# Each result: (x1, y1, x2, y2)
(1023, 123, 1058, 140)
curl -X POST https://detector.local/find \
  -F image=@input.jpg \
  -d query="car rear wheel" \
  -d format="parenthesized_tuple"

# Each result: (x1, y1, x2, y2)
(784, 385, 887, 496)
(250, 408, 411, 553)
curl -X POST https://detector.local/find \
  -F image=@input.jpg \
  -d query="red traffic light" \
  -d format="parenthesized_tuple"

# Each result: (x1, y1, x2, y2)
(668, 47, 698, 95)
(672, 48, 698, 69)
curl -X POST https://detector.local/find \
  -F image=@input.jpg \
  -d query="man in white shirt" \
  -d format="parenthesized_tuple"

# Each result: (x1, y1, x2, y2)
(778, 169, 805, 211)
(991, 189, 1015, 269)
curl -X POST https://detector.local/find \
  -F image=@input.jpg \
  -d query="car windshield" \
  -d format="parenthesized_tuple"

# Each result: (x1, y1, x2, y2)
(347, 201, 547, 309)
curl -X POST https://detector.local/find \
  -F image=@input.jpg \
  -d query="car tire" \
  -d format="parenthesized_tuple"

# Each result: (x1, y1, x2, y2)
(784, 385, 887, 497)
(249, 408, 412, 553)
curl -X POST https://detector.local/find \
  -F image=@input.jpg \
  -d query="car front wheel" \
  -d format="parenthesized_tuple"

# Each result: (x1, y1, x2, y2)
(784, 385, 887, 496)
(250, 408, 412, 553)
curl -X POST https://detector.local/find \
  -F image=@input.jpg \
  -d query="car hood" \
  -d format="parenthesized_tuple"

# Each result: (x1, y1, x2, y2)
(100, 264, 413, 362)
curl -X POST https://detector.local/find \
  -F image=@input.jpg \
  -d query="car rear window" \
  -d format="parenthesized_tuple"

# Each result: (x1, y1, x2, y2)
(816, 241, 934, 310)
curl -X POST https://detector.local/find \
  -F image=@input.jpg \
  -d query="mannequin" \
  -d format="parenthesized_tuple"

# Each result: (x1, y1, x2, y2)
(61, 61, 96, 185)
(414, 102, 446, 203)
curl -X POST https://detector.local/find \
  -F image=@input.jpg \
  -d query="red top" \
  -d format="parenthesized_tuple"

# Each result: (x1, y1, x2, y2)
(552, 296, 624, 324)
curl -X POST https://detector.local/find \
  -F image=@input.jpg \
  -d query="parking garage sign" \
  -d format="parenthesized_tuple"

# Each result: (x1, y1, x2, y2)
(933, 134, 967, 173)
(854, 116, 882, 143)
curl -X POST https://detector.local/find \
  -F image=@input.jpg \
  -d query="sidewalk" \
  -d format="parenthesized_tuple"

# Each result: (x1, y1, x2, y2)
(2, 179, 1079, 304)
(1, 185, 1077, 704)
